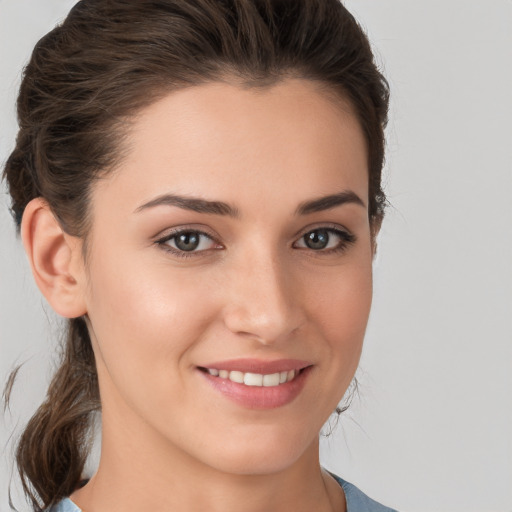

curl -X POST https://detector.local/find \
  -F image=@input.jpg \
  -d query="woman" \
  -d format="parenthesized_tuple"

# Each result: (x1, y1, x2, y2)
(3, 0, 396, 510)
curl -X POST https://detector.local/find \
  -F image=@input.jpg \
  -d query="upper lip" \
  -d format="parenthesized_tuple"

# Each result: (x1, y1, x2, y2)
(198, 358, 312, 374)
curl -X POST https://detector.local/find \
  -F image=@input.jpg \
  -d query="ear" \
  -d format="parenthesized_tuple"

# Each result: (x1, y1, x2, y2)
(21, 198, 87, 318)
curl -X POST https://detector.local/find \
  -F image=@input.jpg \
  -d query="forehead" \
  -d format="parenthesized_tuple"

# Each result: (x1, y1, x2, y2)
(94, 79, 368, 216)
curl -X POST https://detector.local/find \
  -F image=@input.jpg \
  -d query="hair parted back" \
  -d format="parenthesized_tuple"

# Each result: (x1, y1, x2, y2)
(3, 0, 389, 509)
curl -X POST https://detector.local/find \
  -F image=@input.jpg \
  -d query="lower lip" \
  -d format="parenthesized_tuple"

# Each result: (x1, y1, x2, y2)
(199, 367, 312, 410)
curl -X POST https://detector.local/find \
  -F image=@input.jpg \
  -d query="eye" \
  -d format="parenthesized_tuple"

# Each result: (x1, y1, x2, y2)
(156, 229, 220, 257)
(294, 227, 355, 253)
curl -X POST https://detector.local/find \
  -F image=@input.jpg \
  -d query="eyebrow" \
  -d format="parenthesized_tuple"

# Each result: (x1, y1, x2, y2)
(295, 190, 366, 215)
(135, 194, 240, 217)
(134, 190, 365, 217)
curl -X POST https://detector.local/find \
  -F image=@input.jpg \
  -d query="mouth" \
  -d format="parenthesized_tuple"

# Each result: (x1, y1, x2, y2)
(197, 367, 305, 387)
(197, 359, 313, 409)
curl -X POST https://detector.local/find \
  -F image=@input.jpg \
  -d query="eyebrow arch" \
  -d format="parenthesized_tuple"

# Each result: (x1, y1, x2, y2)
(295, 190, 366, 215)
(134, 193, 240, 217)
(135, 190, 365, 217)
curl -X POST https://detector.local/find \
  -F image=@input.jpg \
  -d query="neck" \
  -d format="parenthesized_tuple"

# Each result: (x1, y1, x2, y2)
(70, 412, 345, 512)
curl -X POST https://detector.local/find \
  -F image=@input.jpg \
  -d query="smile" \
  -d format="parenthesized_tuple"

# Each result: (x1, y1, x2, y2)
(201, 368, 299, 387)
(198, 360, 312, 409)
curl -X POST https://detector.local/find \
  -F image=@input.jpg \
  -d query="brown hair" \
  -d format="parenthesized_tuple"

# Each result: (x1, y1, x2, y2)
(3, 0, 389, 509)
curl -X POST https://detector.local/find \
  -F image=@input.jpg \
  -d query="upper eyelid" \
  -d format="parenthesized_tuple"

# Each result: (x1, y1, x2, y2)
(156, 223, 352, 240)
(293, 223, 353, 240)
(154, 225, 218, 242)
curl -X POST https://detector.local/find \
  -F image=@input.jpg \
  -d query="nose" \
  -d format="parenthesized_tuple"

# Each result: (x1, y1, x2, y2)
(221, 248, 305, 345)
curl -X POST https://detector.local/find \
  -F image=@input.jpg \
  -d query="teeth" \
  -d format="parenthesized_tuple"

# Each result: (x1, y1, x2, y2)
(205, 368, 300, 386)
(244, 373, 263, 386)
(229, 371, 244, 384)
(263, 373, 280, 387)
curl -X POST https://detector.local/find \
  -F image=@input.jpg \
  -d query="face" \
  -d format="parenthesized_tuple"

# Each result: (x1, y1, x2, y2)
(79, 79, 374, 476)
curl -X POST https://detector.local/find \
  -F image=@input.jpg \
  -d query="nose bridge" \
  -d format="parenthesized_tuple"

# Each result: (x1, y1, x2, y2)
(222, 241, 303, 344)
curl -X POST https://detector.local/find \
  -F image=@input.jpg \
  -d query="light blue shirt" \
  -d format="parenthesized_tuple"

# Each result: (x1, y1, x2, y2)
(48, 474, 398, 511)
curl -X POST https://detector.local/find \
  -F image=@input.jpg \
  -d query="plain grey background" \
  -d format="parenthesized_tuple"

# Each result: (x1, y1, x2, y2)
(1, 1, 511, 511)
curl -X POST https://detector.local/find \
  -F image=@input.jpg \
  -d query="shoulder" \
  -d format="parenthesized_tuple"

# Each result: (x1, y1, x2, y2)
(46, 498, 81, 512)
(330, 472, 399, 512)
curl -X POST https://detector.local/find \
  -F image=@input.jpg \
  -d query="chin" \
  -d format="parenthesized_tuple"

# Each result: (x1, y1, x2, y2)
(206, 449, 309, 477)
(193, 425, 319, 477)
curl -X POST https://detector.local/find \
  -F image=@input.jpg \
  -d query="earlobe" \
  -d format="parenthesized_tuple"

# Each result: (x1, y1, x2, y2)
(21, 198, 87, 318)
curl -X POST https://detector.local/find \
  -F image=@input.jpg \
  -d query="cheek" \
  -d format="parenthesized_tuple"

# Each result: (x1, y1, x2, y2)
(83, 249, 217, 390)
(306, 257, 373, 389)
(311, 259, 373, 338)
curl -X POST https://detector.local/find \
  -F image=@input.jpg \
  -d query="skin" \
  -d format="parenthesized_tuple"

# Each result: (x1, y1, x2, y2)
(24, 79, 376, 512)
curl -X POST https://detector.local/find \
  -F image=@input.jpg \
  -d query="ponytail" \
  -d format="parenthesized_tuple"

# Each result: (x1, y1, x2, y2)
(7, 317, 99, 510)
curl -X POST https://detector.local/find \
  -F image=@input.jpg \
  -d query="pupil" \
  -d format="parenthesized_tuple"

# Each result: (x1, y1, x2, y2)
(175, 232, 200, 251)
(305, 230, 329, 250)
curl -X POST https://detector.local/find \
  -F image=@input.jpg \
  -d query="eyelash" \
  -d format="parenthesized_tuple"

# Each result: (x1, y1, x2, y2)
(156, 228, 219, 259)
(294, 227, 356, 255)
(155, 226, 356, 259)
